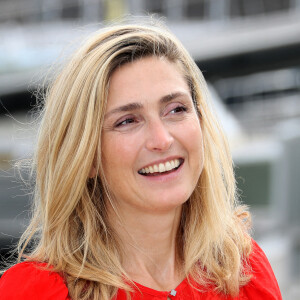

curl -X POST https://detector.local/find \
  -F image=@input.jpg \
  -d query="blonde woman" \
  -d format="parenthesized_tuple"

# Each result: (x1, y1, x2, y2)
(0, 20, 281, 299)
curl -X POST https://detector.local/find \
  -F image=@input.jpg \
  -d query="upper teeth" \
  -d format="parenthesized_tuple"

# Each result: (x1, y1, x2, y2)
(139, 159, 181, 174)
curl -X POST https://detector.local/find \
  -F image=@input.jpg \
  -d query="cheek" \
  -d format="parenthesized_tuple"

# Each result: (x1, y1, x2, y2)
(186, 120, 204, 168)
(185, 118, 203, 146)
(102, 135, 140, 172)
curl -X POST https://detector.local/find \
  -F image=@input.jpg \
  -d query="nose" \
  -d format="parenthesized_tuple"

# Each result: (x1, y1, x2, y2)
(145, 120, 174, 152)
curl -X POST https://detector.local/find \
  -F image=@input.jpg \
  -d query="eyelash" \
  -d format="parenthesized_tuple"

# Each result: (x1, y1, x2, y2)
(114, 105, 188, 128)
(169, 105, 187, 114)
(115, 117, 137, 128)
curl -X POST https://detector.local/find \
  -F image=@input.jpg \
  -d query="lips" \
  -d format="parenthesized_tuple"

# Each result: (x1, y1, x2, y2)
(138, 158, 184, 176)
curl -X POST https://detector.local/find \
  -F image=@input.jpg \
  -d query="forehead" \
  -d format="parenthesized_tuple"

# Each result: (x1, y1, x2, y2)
(106, 56, 190, 109)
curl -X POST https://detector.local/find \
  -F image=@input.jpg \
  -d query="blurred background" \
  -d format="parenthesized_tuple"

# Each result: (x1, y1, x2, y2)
(0, 0, 299, 297)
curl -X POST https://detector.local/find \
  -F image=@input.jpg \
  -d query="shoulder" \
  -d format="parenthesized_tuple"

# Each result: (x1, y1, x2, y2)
(0, 261, 69, 300)
(241, 239, 282, 300)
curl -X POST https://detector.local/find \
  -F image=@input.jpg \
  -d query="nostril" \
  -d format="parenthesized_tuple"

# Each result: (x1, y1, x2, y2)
(145, 127, 174, 152)
(145, 120, 173, 145)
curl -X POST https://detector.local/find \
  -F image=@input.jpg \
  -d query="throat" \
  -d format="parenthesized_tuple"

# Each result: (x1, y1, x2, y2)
(127, 263, 185, 292)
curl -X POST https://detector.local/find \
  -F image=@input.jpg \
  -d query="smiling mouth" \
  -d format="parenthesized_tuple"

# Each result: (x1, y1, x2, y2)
(138, 158, 184, 176)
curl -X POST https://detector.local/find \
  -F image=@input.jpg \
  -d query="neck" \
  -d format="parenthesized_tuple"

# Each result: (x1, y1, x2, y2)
(108, 203, 184, 291)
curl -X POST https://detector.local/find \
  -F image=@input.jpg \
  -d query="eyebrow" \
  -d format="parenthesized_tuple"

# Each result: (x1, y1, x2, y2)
(105, 91, 189, 119)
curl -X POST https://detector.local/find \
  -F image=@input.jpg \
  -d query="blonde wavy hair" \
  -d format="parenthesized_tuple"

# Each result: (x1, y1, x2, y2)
(16, 19, 252, 299)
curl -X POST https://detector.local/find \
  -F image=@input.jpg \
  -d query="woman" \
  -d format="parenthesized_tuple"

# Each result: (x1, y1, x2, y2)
(0, 20, 281, 299)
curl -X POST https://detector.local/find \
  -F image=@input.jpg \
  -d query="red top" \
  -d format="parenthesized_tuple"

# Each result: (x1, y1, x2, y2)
(0, 240, 282, 299)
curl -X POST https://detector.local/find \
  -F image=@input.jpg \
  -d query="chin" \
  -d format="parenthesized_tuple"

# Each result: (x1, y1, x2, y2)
(149, 191, 191, 211)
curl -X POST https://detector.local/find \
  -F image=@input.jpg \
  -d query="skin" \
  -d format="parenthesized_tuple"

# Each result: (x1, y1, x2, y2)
(101, 56, 204, 291)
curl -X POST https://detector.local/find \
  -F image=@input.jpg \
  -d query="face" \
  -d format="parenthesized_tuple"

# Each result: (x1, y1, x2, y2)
(101, 56, 204, 214)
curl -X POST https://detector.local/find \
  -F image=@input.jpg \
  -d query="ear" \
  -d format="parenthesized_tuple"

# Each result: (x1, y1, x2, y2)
(88, 165, 97, 178)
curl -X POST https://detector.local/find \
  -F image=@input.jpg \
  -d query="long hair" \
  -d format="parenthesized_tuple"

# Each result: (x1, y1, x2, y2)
(16, 19, 251, 299)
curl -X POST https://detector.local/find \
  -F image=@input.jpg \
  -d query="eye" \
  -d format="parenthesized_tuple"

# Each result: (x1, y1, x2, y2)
(115, 116, 137, 127)
(169, 105, 187, 114)
(163, 102, 189, 118)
